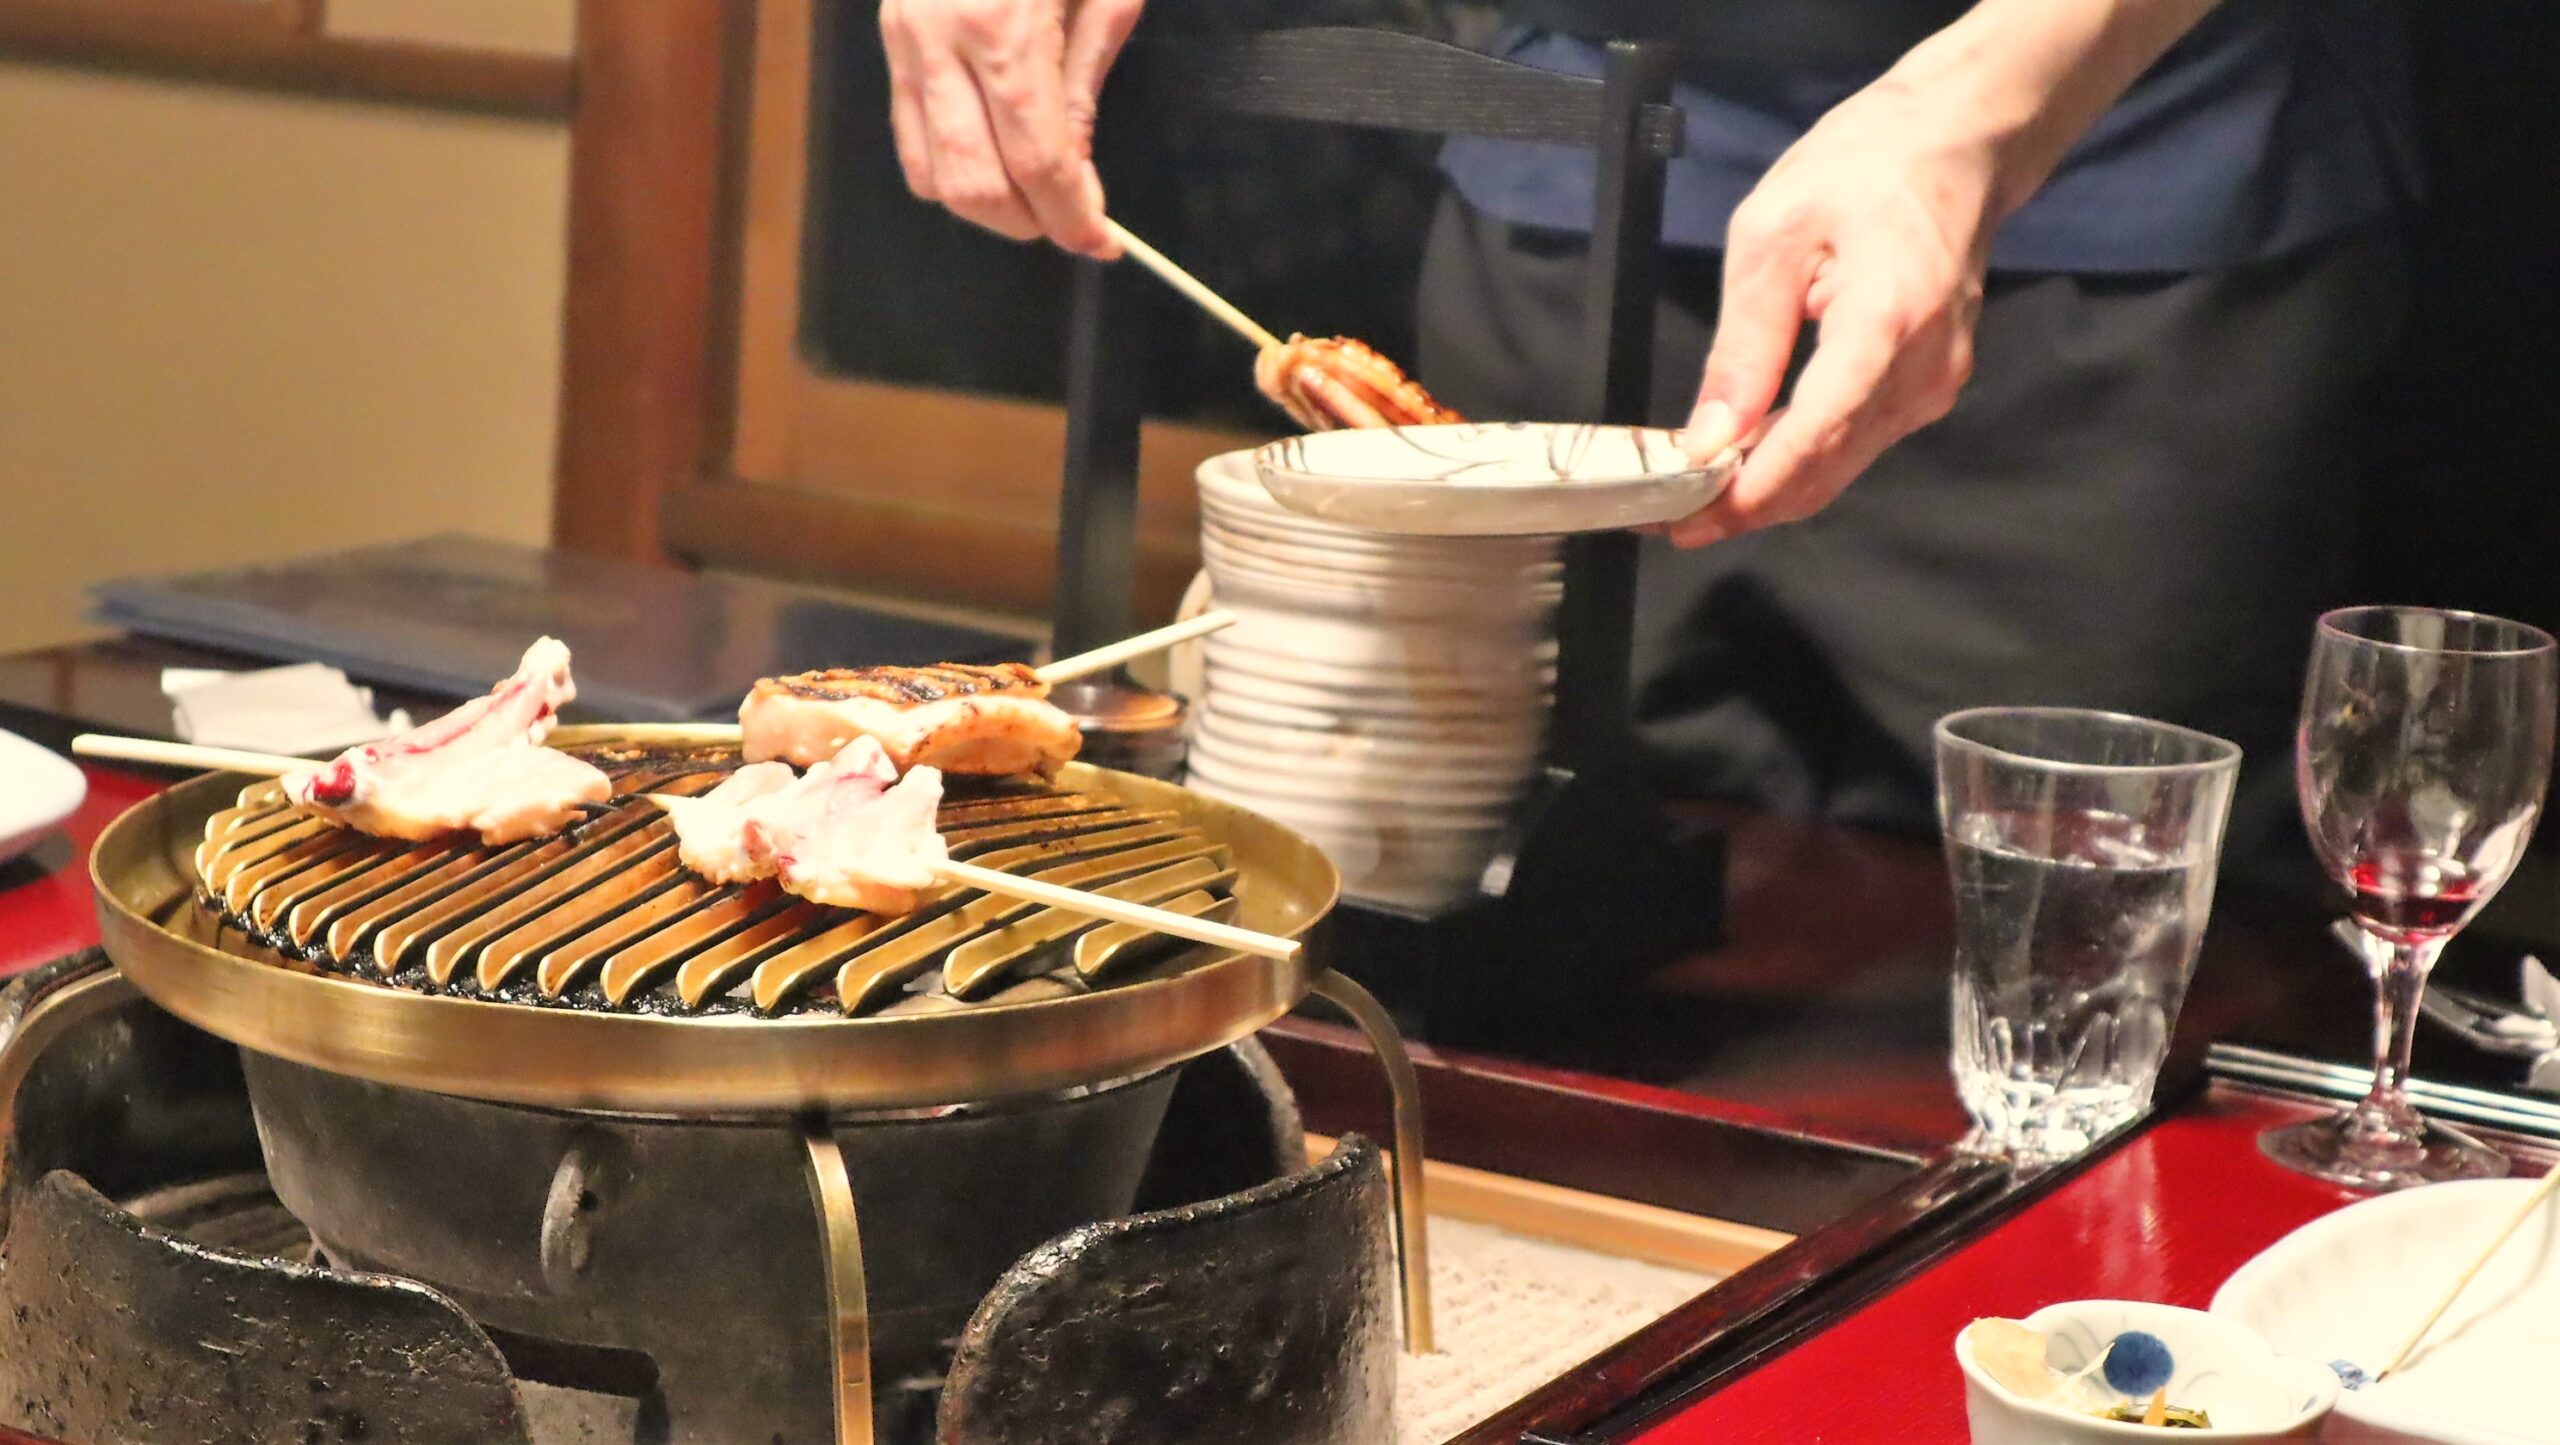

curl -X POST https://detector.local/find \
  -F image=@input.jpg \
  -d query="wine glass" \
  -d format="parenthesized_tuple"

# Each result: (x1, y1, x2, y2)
(2262, 606, 2558, 1189)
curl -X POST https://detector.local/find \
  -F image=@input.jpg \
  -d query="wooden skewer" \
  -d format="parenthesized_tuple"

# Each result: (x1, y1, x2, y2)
(686, 610, 1239, 738)
(2377, 1164, 2560, 1380)
(1105, 220, 1285, 352)
(1035, 609, 1235, 685)
(640, 796, 1297, 961)
(73, 735, 299, 776)
(934, 858, 1298, 960)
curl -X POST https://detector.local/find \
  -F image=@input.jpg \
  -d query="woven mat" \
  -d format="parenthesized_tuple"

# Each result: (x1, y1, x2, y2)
(1396, 1217, 1718, 1443)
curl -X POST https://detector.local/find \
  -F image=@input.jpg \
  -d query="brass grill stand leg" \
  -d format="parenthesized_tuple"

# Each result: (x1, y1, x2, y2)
(1308, 970, 1435, 1354)
(798, 1118, 875, 1445)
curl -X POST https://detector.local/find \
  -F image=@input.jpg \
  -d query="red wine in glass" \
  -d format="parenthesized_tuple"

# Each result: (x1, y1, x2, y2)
(2344, 854, 2481, 942)
(2263, 604, 2559, 1190)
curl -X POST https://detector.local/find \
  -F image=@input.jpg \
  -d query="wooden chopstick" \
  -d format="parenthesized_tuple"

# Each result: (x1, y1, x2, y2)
(1034, 609, 1234, 685)
(2377, 1164, 2560, 1379)
(1105, 221, 1285, 352)
(73, 735, 301, 776)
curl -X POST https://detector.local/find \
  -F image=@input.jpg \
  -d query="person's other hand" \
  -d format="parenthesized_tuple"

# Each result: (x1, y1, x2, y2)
(1666, 78, 1997, 547)
(879, 0, 1145, 258)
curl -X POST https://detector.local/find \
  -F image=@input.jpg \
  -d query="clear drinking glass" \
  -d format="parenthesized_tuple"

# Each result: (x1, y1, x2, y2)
(1937, 708, 2242, 1164)
(2261, 607, 2558, 1189)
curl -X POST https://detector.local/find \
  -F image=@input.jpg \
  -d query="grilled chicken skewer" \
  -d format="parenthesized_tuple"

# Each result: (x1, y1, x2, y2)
(1254, 333, 1464, 431)
(740, 663, 1079, 776)
(1104, 220, 1461, 432)
(734, 610, 1237, 775)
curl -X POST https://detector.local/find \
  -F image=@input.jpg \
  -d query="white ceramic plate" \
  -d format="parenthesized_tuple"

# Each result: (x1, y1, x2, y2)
(1192, 707, 1545, 769)
(1197, 529, 1564, 587)
(1254, 423, 1735, 536)
(1199, 665, 1552, 723)
(1192, 688, 1549, 745)
(0, 729, 86, 869)
(2212, 1178, 2558, 1444)
(1183, 744, 1532, 811)
(1202, 499, 1563, 560)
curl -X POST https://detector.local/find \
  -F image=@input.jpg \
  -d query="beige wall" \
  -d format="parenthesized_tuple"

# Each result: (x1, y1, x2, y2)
(0, 60, 569, 655)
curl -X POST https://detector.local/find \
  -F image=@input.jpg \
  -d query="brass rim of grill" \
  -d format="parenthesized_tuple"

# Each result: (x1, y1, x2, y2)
(192, 746, 1249, 1019)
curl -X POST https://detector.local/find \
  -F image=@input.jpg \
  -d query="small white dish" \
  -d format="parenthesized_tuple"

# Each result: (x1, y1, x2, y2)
(2213, 1177, 2558, 1445)
(1957, 1302, 2336, 1443)
(1254, 422, 1735, 536)
(0, 729, 86, 869)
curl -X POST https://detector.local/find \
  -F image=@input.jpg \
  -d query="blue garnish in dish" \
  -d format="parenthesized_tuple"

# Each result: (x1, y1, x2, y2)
(2102, 1331, 2175, 1396)
(2329, 1359, 2370, 1390)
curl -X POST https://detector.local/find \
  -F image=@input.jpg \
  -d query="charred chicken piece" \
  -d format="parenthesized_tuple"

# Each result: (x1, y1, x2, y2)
(283, 637, 611, 845)
(657, 737, 949, 915)
(739, 663, 1082, 777)
(1254, 334, 1464, 431)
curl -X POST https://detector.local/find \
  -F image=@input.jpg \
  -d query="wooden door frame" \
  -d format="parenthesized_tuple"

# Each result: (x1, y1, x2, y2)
(555, 0, 1239, 621)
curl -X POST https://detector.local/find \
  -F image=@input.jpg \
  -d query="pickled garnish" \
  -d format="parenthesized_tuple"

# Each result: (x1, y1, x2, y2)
(2097, 1400, 2213, 1429)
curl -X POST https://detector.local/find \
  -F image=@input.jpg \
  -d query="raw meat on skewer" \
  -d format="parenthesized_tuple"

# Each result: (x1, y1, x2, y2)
(769, 752, 948, 915)
(1255, 334, 1463, 432)
(282, 637, 611, 845)
(656, 737, 950, 916)
(651, 761, 797, 884)
(739, 663, 1081, 777)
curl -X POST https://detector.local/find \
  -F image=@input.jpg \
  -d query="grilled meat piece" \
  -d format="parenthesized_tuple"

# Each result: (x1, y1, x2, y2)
(1255, 334, 1463, 432)
(657, 738, 948, 914)
(739, 663, 1081, 777)
(283, 637, 610, 845)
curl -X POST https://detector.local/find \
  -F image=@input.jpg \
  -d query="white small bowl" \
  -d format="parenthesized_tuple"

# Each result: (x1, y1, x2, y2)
(1957, 1302, 2337, 1444)
(0, 729, 85, 869)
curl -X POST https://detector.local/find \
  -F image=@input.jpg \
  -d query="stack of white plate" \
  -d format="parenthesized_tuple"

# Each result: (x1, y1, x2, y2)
(1187, 451, 1561, 912)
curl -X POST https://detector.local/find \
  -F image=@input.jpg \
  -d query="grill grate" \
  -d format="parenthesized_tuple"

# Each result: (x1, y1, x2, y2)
(193, 746, 1239, 1017)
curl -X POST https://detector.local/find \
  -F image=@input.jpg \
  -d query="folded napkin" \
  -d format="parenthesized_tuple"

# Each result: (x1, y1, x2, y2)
(165, 664, 412, 756)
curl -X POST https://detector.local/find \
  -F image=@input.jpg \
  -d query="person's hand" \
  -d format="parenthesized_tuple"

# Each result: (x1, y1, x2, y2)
(879, 0, 1145, 258)
(1665, 77, 1998, 547)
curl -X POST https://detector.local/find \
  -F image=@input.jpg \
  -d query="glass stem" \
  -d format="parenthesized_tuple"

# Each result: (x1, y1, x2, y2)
(2356, 933, 2447, 1136)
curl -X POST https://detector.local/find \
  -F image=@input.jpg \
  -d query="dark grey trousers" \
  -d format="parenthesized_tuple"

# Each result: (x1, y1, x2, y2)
(1416, 193, 2406, 872)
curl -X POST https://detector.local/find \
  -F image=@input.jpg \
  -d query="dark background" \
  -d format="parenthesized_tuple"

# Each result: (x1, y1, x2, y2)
(802, 2, 2558, 639)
